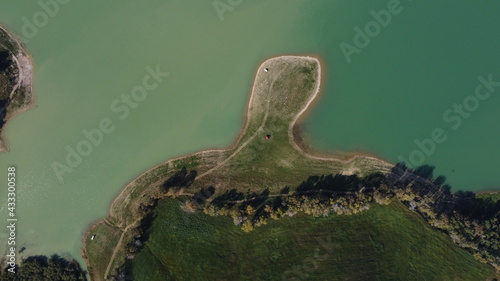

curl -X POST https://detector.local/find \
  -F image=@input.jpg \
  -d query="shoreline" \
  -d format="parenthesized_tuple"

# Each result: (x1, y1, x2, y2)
(286, 56, 391, 166)
(477, 190, 500, 195)
(0, 25, 35, 152)
(82, 55, 395, 278)
(82, 55, 500, 278)
(104, 54, 392, 216)
(284, 55, 388, 163)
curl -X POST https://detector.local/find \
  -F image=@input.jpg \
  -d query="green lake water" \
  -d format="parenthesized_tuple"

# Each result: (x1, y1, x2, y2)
(0, 0, 499, 266)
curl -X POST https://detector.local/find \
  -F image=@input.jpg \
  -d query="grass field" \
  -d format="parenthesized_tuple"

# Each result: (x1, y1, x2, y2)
(129, 198, 497, 281)
(83, 223, 122, 281)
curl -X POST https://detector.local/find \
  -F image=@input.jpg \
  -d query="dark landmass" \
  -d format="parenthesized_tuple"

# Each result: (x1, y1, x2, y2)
(0, 255, 87, 281)
(0, 26, 34, 151)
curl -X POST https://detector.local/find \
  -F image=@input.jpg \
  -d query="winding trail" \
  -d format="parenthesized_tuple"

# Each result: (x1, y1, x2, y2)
(103, 75, 273, 280)
(7, 51, 22, 99)
(197, 94, 271, 180)
(103, 220, 140, 279)
(0, 26, 29, 100)
(99, 56, 391, 280)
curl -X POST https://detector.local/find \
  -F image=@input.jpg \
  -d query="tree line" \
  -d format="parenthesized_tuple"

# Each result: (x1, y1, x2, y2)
(115, 163, 500, 277)
(197, 163, 500, 270)
(0, 255, 86, 281)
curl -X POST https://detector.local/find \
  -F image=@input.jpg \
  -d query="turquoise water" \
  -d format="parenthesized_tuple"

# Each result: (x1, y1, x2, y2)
(301, 1, 500, 191)
(0, 0, 498, 266)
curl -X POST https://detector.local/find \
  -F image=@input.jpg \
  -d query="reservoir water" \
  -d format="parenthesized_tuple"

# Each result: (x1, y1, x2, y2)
(0, 0, 499, 265)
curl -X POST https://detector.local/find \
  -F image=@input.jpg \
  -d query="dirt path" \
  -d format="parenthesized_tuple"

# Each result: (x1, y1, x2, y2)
(101, 59, 287, 279)
(197, 95, 271, 180)
(103, 219, 140, 279)
(103, 123, 268, 279)
(0, 26, 32, 101)
(102, 74, 274, 280)
(0, 46, 22, 99)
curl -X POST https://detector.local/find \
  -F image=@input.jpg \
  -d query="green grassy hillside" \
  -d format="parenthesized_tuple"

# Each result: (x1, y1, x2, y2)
(128, 199, 496, 281)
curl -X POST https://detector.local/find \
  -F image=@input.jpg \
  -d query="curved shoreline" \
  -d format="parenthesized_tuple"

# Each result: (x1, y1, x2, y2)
(82, 55, 500, 279)
(286, 56, 391, 166)
(0, 25, 35, 152)
(82, 55, 392, 279)
(477, 190, 500, 196)
(98, 55, 392, 224)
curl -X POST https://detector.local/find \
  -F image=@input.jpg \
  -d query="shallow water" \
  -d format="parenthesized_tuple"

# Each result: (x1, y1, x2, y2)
(0, 0, 498, 265)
